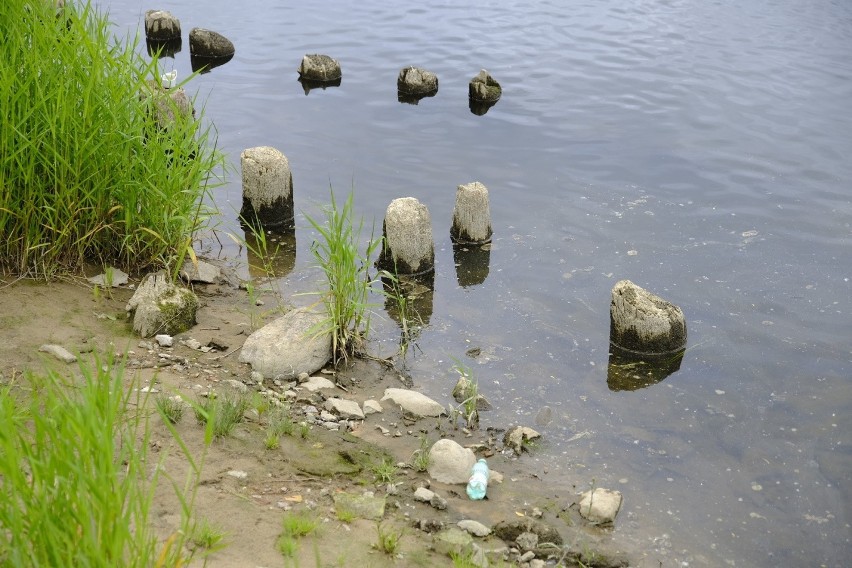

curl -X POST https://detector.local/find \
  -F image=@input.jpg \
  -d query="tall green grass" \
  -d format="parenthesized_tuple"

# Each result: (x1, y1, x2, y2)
(0, 362, 163, 566)
(305, 189, 383, 364)
(0, 0, 223, 277)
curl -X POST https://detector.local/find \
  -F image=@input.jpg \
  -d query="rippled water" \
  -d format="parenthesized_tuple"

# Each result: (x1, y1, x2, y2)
(107, 0, 851, 565)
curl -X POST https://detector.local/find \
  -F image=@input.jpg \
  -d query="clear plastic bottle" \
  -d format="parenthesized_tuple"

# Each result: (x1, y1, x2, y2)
(466, 458, 490, 500)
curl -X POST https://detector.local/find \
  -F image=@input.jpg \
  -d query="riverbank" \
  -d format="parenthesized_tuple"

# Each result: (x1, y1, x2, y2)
(0, 271, 635, 567)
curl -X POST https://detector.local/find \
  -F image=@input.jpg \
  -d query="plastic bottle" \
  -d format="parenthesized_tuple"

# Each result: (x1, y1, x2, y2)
(466, 458, 490, 500)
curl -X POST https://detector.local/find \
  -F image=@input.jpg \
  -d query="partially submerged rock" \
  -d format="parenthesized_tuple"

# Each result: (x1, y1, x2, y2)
(503, 425, 541, 454)
(492, 518, 562, 548)
(238, 307, 331, 380)
(298, 54, 341, 82)
(578, 488, 623, 524)
(189, 27, 235, 59)
(126, 271, 199, 338)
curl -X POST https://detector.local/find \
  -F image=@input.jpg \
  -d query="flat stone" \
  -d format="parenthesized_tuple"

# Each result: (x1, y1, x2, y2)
(155, 334, 173, 347)
(363, 399, 383, 414)
(414, 487, 435, 502)
(332, 492, 385, 521)
(381, 387, 445, 418)
(302, 376, 335, 392)
(38, 344, 76, 363)
(87, 267, 129, 288)
(432, 527, 474, 557)
(458, 520, 491, 537)
(323, 398, 365, 420)
(180, 260, 220, 284)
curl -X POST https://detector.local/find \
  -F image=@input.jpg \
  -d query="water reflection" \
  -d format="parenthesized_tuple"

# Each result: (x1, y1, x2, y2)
(469, 98, 497, 116)
(244, 229, 296, 280)
(453, 243, 491, 287)
(298, 77, 342, 95)
(606, 345, 685, 391)
(398, 91, 437, 105)
(191, 53, 233, 74)
(381, 273, 434, 328)
(146, 38, 181, 58)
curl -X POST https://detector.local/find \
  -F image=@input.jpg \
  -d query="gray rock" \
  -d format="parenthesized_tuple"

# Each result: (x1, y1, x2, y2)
(140, 83, 194, 130)
(503, 425, 541, 454)
(144, 10, 180, 41)
(189, 28, 235, 58)
(363, 399, 383, 414)
(381, 387, 445, 418)
(38, 344, 76, 363)
(155, 334, 173, 347)
(609, 279, 687, 355)
(240, 146, 294, 230)
(397, 66, 439, 95)
(298, 54, 342, 81)
(180, 260, 220, 284)
(301, 375, 335, 392)
(578, 488, 623, 524)
(458, 519, 491, 537)
(414, 487, 435, 502)
(519, 550, 536, 562)
(225, 379, 248, 393)
(126, 271, 199, 338)
(323, 397, 365, 420)
(515, 531, 538, 551)
(451, 182, 493, 245)
(430, 493, 448, 510)
(377, 197, 435, 275)
(238, 307, 331, 380)
(427, 439, 476, 484)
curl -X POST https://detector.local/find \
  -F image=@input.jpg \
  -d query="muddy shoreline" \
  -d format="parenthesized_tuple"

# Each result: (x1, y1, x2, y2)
(0, 271, 636, 567)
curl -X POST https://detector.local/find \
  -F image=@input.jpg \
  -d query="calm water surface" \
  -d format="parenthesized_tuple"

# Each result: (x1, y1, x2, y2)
(108, 1, 851, 565)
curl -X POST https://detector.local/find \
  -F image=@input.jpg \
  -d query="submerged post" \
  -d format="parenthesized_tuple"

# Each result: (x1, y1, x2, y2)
(240, 146, 294, 230)
(377, 197, 435, 276)
(609, 280, 687, 355)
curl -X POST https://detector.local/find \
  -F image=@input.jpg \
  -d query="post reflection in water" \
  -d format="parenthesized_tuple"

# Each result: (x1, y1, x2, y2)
(452, 243, 490, 288)
(244, 228, 296, 280)
(606, 344, 685, 392)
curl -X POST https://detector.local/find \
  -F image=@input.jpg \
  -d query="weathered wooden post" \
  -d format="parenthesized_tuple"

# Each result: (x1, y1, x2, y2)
(451, 181, 492, 245)
(240, 146, 294, 230)
(609, 279, 687, 355)
(377, 197, 434, 277)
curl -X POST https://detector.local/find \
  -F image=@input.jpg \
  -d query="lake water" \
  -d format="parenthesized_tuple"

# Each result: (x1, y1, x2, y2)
(107, 0, 851, 565)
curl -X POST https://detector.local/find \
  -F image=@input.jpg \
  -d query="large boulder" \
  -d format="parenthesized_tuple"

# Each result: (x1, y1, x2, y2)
(239, 307, 331, 379)
(126, 272, 199, 338)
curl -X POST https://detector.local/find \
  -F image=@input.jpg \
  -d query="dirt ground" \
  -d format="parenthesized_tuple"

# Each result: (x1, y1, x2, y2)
(0, 272, 630, 567)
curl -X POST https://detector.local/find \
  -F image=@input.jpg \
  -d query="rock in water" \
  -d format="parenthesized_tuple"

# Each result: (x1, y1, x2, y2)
(578, 488, 623, 524)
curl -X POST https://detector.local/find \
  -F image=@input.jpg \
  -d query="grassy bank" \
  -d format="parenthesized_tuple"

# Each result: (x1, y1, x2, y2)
(0, 0, 223, 277)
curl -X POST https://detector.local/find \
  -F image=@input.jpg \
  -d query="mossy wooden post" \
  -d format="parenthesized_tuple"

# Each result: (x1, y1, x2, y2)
(377, 197, 435, 276)
(609, 280, 687, 355)
(240, 146, 294, 230)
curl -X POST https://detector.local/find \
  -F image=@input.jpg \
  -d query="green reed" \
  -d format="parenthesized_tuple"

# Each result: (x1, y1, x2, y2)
(305, 188, 383, 365)
(0, 0, 223, 277)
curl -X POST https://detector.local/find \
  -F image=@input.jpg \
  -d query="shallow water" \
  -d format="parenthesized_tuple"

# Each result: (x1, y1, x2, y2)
(107, 0, 851, 565)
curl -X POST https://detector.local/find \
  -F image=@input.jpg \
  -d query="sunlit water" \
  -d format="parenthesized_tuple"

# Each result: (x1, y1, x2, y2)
(106, 1, 851, 565)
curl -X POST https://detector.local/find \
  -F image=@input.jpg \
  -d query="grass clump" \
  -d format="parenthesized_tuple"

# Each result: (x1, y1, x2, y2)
(277, 511, 321, 558)
(371, 457, 399, 484)
(0, 0, 223, 277)
(373, 522, 404, 556)
(0, 360, 187, 566)
(156, 393, 186, 424)
(194, 392, 250, 438)
(305, 189, 382, 365)
(191, 518, 227, 551)
(411, 434, 431, 472)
